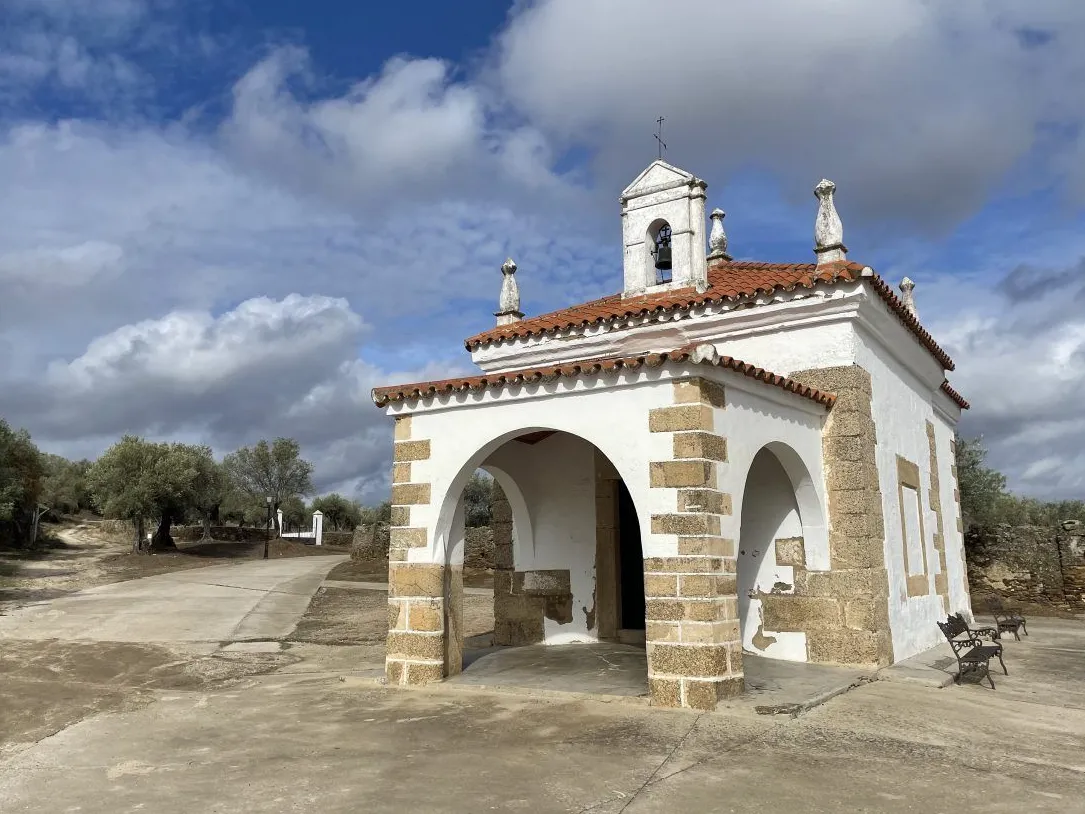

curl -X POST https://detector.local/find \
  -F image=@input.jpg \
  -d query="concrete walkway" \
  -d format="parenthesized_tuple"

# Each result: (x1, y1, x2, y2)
(0, 556, 347, 644)
(449, 642, 870, 714)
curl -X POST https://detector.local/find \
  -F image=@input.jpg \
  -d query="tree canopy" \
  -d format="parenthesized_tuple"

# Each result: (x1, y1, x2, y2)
(0, 419, 44, 545)
(223, 438, 313, 532)
(279, 495, 309, 531)
(463, 471, 494, 528)
(87, 437, 219, 551)
(310, 493, 363, 531)
(955, 434, 1085, 528)
(39, 455, 93, 518)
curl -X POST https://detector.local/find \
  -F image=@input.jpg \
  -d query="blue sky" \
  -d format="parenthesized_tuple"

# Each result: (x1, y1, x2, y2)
(1, 0, 1084, 503)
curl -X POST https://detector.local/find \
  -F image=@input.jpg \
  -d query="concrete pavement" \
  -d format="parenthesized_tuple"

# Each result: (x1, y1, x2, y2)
(1, 663, 1083, 814)
(2, 564, 1084, 812)
(0, 556, 347, 644)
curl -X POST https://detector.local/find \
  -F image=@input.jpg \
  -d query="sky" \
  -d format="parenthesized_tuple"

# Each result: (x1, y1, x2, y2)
(1, 0, 1084, 505)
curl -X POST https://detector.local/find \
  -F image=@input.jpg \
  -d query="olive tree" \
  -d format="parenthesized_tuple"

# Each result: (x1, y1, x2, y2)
(223, 438, 313, 535)
(463, 471, 494, 528)
(954, 434, 1007, 529)
(279, 495, 309, 532)
(310, 493, 362, 531)
(39, 454, 93, 519)
(0, 419, 44, 546)
(88, 437, 218, 552)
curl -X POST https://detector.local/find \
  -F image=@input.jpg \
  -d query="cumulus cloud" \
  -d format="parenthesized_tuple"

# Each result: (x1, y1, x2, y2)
(495, 0, 1085, 229)
(3, 1, 1085, 505)
(14, 294, 361, 437)
(221, 45, 591, 218)
(0, 0, 154, 106)
(0, 294, 466, 502)
(918, 258, 1085, 499)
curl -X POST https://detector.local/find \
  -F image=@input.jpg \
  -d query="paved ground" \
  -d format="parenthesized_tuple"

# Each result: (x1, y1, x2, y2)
(1, 559, 1084, 813)
(452, 643, 868, 715)
(0, 556, 347, 644)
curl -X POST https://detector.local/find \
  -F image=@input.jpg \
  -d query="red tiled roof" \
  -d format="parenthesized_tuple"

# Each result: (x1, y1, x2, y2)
(372, 346, 836, 409)
(465, 259, 956, 371)
(940, 381, 970, 410)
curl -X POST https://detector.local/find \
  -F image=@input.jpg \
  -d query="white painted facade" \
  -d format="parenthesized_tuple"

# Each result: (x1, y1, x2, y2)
(378, 158, 972, 669)
(737, 450, 807, 662)
(386, 364, 830, 651)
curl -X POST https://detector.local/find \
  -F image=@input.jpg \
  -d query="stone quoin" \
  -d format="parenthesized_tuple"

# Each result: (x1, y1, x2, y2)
(371, 158, 972, 710)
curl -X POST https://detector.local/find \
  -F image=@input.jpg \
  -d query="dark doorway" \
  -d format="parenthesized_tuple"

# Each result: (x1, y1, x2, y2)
(617, 481, 645, 630)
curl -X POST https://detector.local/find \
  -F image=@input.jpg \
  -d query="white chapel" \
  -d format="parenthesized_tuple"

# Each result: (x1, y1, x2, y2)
(371, 159, 972, 711)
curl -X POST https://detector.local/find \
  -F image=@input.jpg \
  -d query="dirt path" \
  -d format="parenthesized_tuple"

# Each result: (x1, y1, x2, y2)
(0, 524, 130, 614)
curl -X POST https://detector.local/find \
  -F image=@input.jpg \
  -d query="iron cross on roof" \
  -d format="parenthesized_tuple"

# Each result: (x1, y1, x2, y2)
(654, 116, 667, 159)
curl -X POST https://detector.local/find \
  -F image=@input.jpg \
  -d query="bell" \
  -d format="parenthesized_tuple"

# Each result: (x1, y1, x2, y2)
(654, 244, 672, 271)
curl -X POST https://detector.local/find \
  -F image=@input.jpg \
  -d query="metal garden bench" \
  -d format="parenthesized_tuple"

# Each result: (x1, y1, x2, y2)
(937, 616, 1007, 689)
(951, 612, 1002, 645)
(987, 597, 1028, 641)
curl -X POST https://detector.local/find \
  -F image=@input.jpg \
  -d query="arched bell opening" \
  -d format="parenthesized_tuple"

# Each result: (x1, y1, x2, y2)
(430, 429, 649, 687)
(646, 219, 673, 285)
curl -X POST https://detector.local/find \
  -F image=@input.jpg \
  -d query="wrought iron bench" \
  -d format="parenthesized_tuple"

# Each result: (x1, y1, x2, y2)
(937, 616, 1007, 689)
(987, 597, 1028, 640)
(952, 612, 1002, 646)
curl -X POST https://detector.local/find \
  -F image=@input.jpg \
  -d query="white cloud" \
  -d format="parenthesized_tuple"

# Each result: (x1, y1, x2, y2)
(918, 259, 1085, 499)
(3, 2, 1085, 506)
(221, 46, 591, 218)
(0, 294, 460, 502)
(494, 0, 1085, 227)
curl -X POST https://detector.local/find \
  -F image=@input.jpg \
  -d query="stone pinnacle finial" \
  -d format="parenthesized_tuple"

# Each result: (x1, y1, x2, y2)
(899, 276, 917, 319)
(495, 257, 524, 326)
(707, 208, 732, 261)
(814, 179, 847, 264)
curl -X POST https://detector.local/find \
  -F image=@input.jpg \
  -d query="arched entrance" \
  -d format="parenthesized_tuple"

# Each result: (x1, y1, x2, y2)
(737, 442, 826, 663)
(433, 430, 649, 683)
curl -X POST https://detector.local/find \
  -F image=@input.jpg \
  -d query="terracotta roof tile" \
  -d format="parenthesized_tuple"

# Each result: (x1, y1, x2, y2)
(465, 259, 955, 371)
(372, 346, 836, 410)
(940, 380, 970, 410)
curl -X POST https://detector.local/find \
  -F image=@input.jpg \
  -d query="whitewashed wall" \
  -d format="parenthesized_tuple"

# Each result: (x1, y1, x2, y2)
(932, 409, 971, 614)
(397, 374, 676, 579)
(389, 362, 828, 655)
(854, 332, 968, 661)
(736, 450, 807, 661)
(485, 434, 599, 643)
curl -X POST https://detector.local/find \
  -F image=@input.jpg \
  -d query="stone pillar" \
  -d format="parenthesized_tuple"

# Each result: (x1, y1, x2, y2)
(789, 365, 893, 667)
(312, 510, 324, 546)
(594, 456, 620, 641)
(491, 483, 523, 645)
(385, 415, 448, 686)
(644, 376, 742, 710)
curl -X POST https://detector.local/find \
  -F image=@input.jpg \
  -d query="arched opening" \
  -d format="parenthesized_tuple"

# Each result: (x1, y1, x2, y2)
(737, 444, 823, 663)
(434, 429, 649, 694)
(647, 219, 673, 285)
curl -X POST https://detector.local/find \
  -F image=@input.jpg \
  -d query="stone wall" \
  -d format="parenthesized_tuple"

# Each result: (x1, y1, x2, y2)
(490, 484, 575, 645)
(173, 525, 273, 543)
(350, 523, 493, 566)
(352, 523, 391, 560)
(170, 525, 352, 545)
(965, 521, 1085, 613)
(464, 526, 494, 570)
